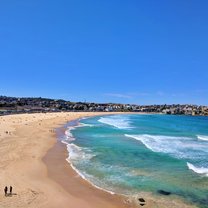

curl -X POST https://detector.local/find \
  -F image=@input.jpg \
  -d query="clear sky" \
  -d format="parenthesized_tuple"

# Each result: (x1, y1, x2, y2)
(0, 0, 208, 105)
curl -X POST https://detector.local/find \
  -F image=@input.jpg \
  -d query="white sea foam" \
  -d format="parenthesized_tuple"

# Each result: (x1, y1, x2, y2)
(62, 121, 115, 195)
(63, 122, 94, 143)
(125, 134, 208, 160)
(197, 135, 208, 141)
(64, 127, 76, 141)
(66, 158, 115, 194)
(61, 127, 76, 144)
(79, 122, 95, 127)
(98, 115, 133, 129)
(187, 162, 208, 176)
(66, 143, 95, 161)
(65, 143, 115, 195)
(125, 134, 185, 155)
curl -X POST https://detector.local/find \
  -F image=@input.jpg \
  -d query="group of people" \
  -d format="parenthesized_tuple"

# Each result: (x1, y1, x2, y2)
(4, 186, 12, 196)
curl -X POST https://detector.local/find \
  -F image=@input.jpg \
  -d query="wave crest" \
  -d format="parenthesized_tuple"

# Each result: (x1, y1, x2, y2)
(67, 143, 95, 161)
(79, 123, 95, 127)
(98, 115, 133, 129)
(125, 134, 208, 160)
(197, 135, 208, 141)
(187, 162, 208, 176)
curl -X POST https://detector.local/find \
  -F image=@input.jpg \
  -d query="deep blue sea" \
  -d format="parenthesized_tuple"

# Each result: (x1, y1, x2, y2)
(61, 114, 208, 207)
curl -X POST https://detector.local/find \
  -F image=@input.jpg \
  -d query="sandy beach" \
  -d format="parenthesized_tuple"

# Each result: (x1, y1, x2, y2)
(0, 112, 196, 208)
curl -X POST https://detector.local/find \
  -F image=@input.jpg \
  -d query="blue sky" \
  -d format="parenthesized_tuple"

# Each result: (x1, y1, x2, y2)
(0, 0, 207, 105)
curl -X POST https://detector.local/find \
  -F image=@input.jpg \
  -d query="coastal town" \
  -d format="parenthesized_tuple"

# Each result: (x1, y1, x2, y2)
(0, 96, 207, 116)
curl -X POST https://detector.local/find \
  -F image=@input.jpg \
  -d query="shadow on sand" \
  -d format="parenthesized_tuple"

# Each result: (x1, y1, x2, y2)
(5, 193, 17, 197)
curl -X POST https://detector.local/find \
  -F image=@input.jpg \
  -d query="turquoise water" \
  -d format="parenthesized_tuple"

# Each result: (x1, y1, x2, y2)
(62, 114, 208, 207)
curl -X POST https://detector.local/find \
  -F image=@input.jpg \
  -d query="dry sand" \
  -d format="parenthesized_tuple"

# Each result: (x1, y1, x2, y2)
(0, 112, 196, 208)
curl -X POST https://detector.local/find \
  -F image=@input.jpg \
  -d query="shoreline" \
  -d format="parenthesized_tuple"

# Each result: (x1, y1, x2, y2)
(43, 114, 196, 208)
(0, 112, 197, 208)
(0, 112, 135, 208)
(42, 113, 133, 208)
(43, 134, 130, 208)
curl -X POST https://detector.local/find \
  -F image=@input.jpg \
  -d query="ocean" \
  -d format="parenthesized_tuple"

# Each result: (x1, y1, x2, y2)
(61, 114, 208, 207)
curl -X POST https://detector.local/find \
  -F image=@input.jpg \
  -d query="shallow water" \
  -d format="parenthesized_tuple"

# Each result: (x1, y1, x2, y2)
(62, 114, 208, 207)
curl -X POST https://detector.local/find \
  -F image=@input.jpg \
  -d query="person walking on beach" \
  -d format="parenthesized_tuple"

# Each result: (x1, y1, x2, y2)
(9, 186, 12, 195)
(4, 186, 8, 196)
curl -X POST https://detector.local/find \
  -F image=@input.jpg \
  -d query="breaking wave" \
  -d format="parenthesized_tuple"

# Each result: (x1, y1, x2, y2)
(197, 135, 208, 141)
(65, 143, 115, 195)
(187, 162, 208, 176)
(66, 143, 95, 161)
(64, 127, 76, 142)
(98, 115, 133, 129)
(79, 122, 95, 127)
(125, 134, 208, 160)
